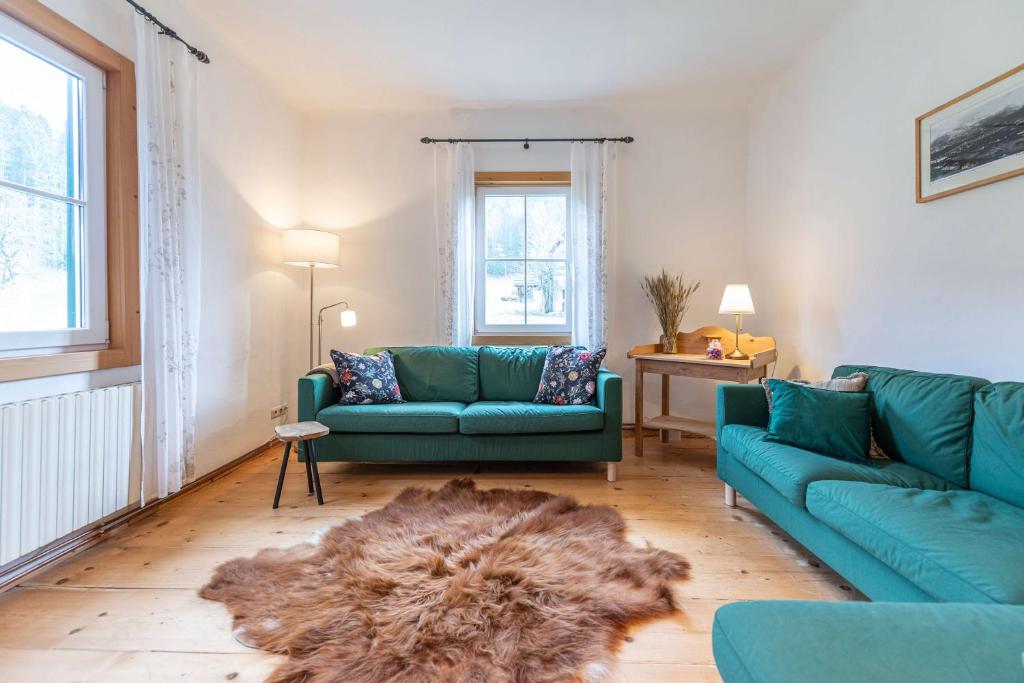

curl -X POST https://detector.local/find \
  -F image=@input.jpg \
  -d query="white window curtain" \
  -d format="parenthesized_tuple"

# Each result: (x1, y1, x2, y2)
(136, 15, 202, 503)
(433, 142, 475, 346)
(569, 141, 617, 349)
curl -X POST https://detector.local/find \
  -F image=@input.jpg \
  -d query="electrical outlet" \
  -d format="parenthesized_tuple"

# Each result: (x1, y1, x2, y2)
(270, 404, 288, 420)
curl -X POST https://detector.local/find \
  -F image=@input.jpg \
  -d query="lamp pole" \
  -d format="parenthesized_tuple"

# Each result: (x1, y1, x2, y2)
(727, 312, 749, 360)
(308, 265, 315, 369)
(282, 228, 340, 369)
(317, 300, 353, 366)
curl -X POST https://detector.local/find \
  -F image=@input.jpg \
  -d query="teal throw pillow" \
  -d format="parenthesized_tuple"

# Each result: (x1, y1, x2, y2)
(765, 379, 872, 462)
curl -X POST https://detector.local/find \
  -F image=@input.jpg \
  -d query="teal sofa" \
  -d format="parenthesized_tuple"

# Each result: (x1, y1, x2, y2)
(713, 366, 1024, 682)
(297, 346, 623, 480)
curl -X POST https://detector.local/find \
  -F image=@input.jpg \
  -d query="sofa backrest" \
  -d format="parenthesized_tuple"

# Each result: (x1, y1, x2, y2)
(364, 346, 479, 403)
(970, 382, 1024, 508)
(478, 346, 547, 401)
(833, 365, 989, 487)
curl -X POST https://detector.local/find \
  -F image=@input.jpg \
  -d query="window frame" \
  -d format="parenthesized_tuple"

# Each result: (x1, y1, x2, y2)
(0, 0, 139, 382)
(0, 9, 109, 355)
(474, 182, 572, 336)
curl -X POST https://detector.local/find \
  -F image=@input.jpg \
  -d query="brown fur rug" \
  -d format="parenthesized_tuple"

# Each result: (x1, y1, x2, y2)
(200, 479, 689, 683)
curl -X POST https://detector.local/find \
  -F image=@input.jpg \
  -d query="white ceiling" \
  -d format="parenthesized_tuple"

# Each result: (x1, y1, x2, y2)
(183, 0, 857, 111)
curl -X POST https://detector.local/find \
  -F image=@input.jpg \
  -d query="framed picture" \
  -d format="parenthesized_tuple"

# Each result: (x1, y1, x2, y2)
(916, 63, 1024, 202)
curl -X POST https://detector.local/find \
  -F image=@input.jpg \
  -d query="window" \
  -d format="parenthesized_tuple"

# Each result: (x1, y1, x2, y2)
(475, 184, 570, 334)
(0, 1, 138, 382)
(0, 11, 106, 356)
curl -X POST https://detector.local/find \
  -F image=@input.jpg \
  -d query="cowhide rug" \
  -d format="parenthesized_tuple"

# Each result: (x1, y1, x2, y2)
(200, 478, 689, 683)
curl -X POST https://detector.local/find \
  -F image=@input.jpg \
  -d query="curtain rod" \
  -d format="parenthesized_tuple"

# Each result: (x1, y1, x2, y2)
(420, 136, 633, 149)
(125, 0, 210, 64)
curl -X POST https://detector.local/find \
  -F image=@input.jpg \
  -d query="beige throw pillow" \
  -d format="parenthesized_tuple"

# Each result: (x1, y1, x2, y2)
(760, 373, 890, 460)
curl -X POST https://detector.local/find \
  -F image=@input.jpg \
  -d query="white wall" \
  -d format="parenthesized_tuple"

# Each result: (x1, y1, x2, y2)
(303, 104, 750, 424)
(15, 0, 752, 487)
(28, 0, 1017, 479)
(746, 0, 1024, 382)
(17, 0, 308, 478)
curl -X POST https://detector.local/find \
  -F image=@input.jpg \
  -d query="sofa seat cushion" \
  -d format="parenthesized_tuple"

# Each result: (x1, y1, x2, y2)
(317, 402, 465, 434)
(807, 481, 1024, 603)
(720, 425, 958, 507)
(713, 600, 1024, 683)
(459, 401, 603, 435)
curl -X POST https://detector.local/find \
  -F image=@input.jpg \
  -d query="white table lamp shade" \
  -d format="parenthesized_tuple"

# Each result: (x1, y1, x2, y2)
(719, 284, 755, 315)
(283, 229, 340, 268)
(340, 309, 357, 327)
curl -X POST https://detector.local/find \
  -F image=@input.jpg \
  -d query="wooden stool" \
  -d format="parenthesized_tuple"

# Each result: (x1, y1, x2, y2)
(273, 421, 329, 509)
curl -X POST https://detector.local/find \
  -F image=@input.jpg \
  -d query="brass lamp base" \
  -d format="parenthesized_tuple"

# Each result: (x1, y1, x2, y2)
(728, 312, 749, 360)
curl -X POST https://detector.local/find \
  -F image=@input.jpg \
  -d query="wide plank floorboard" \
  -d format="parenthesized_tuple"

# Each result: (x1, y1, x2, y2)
(0, 432, 862, 681)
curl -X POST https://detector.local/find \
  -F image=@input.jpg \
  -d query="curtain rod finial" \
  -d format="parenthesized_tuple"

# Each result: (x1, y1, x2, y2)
(420, 137, 433, 144)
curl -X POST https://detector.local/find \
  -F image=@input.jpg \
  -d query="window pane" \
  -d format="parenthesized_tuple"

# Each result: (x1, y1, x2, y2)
(484, 260, 525, 325)
(485, 195, 525, 258)
(526, 194, 567, 259)
(0, 185, 79, 332)
(0, 36, 80, 198)
(526, 261, 566, 326)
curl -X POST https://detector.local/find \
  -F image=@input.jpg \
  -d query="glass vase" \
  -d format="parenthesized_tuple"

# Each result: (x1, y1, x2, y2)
(660, 334, 678, 354)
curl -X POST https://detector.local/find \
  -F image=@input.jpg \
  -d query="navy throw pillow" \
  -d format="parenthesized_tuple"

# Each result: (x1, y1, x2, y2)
(330, 349, 405, 405)
(534, 346, 607, 405)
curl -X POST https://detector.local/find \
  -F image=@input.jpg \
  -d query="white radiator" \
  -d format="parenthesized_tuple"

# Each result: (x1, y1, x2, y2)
(0, 383, 139, 566)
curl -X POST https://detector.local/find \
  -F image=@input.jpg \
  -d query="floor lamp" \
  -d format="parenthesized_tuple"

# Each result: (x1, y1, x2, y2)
(283, 228, 340, 369)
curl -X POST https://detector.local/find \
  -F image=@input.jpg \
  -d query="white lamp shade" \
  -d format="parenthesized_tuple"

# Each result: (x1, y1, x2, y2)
(283, 229, 340, 268)
(340, 309, 357, 327)
(719, 284, 755, 314)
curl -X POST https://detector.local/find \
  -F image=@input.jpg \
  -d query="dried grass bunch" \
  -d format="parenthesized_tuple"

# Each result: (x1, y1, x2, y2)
(642, 269, 701, 349)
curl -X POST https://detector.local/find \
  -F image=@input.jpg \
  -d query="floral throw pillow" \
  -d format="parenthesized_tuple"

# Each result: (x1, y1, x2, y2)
(330, 350, 405, 405)
(534, 346, 608, 405)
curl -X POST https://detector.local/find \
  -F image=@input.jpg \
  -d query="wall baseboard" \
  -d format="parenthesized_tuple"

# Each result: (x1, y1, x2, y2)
(0, 439, 277, 593)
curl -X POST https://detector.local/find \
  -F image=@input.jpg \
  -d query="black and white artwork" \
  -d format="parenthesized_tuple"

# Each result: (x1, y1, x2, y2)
(917, 64, 1024, 202)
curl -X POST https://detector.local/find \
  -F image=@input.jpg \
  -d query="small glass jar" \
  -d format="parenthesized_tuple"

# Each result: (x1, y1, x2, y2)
(706, 336, 724, 360)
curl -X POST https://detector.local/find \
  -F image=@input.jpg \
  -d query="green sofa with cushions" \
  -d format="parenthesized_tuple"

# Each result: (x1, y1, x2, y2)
(712, 366, 1024, 682)
(297, 345, 623, 480)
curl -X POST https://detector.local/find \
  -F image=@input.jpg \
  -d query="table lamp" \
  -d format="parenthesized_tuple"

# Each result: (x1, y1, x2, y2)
(719, 284, 755, 361)
(283, 228, 340, 368)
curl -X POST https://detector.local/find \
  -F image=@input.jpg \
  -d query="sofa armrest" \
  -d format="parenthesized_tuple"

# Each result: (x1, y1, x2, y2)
(713, 600, 1024, 683)
(597, 369, 623, 425)
(298, 374, 337, 422)
(716, 383, 769, 442)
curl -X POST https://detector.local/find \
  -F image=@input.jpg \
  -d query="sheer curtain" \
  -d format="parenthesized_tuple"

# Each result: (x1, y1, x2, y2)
(136, 15, 202, 503)
(569, 141, 617, 349)
(433, 142, 475, 346)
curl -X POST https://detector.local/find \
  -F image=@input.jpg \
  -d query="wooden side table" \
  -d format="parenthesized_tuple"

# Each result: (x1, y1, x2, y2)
(273, 421, 329, 509)
(628, 326, 777, 506)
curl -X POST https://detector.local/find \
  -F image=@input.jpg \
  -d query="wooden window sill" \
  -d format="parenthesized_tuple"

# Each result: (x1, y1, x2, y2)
(472, 334, 571, 346)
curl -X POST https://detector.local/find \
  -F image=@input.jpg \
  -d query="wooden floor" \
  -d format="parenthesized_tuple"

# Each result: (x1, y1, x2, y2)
(0, 432, 861, 682)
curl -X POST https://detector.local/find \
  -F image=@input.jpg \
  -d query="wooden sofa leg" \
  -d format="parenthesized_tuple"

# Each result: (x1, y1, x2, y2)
(724, 484, 737, 508)
(607, 462, 618, 483)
